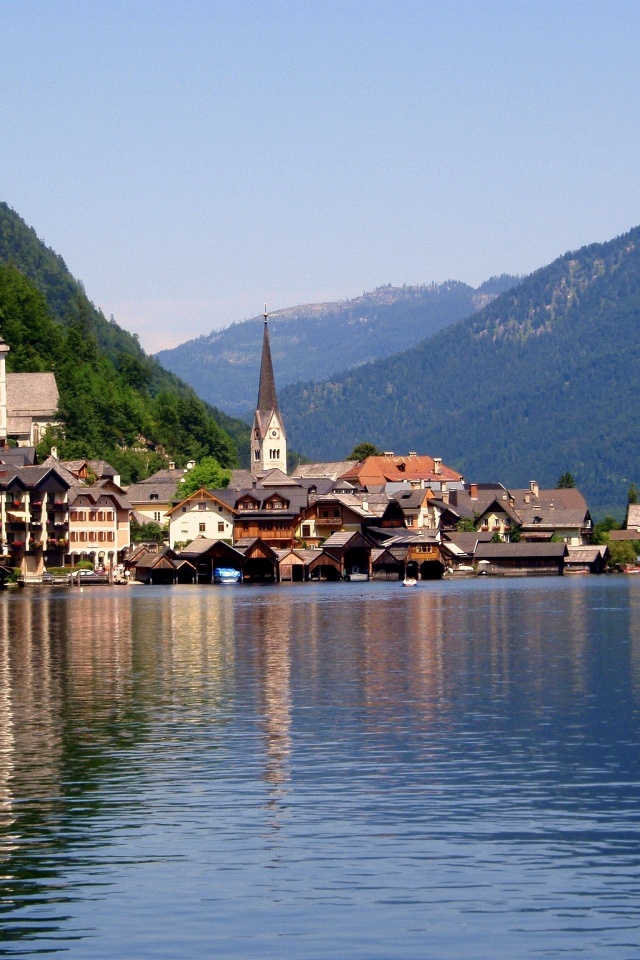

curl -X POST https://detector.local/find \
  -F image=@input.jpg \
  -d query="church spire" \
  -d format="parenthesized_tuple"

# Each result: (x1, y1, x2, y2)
(250, 305, 287, 477)
(257, 304, 279, 413)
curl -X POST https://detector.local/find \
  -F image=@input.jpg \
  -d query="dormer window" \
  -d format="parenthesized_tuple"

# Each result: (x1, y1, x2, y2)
(150, 493, 159, 501)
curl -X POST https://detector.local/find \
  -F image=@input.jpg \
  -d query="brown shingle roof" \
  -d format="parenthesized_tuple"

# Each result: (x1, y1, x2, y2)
(6, 372, 59, 418)
(339, 454, 462, 487)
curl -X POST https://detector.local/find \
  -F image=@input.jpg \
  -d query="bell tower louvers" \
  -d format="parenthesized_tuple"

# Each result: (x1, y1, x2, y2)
(250, 306, 287, 477)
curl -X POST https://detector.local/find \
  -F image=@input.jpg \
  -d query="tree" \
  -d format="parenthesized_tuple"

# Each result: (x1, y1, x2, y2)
(130, 519, 166, 544)
(179, 457, 231, 497)
(593, 516, 622, 545)
(557, 472, 576, 488)
(456, 517, 476, 532)
(347, 442, 382, 461)
(628, 484, 638, 505)
(607, 540, 640, 569)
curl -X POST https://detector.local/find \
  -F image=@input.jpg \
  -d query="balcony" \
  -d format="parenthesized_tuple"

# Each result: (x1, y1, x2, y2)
(317, 517, 343, 526)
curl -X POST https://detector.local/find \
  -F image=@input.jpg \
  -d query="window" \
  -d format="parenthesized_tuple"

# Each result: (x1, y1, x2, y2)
(407, 516, 414, 526)
(107, 531, 114, 542)
(182, 506, 187, 513)
(254, 449, 260, 461)
(218, 522, 225, 532)
(199, 523, 206, 533)
(301, 524, 311, 538)
(80, 532, 87, 542)
(149, 493, 159, 501)
(154, 511, 162, 522)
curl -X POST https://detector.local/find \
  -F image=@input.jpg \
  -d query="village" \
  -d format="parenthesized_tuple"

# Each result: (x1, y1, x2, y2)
(0, 320, 628, 586)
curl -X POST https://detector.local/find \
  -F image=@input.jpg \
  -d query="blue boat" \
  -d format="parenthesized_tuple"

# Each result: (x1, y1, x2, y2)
(213, 567, 242, 584)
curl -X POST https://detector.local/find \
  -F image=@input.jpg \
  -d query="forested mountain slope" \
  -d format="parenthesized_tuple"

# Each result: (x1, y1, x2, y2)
(280, 226, 640, 514)
(156, 276, 518, 417)
(0, 204, 251, 479)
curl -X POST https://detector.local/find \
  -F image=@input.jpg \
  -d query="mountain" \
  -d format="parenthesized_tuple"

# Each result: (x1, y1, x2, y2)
(0, 203, 251, 479)
(155, 276, 518, 417)
(279, 226, 640, 515)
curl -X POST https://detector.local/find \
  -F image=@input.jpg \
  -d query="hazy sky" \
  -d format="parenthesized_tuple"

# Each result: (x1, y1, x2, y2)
(2, 0, 640, 352)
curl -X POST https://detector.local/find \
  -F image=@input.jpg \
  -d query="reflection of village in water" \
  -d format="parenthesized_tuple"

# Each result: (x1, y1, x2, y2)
(2, 580, 640, 942)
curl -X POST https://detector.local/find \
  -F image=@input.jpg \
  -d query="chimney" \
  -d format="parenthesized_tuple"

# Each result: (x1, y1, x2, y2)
(50, 445, 58, 460)
(383, 451, 394, 457)
(361, 500, 369, 511)
(169, 461, 176, 470)
(530, 480, 538, 497)
(441, 482, 449, 504)
(470, 483, 478, 500)
(524, 492, 530, 504)
(433, 457, 442, 475)
(408, 451, 417, 457)
(187, 460, 196, 470)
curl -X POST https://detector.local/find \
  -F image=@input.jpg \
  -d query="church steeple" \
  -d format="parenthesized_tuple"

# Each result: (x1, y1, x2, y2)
(250, 306, 287, 477)
(257, 305, 279, 413)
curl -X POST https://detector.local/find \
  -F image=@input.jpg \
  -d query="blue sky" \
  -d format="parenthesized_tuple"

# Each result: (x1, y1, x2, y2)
(2, 0, 640, 351)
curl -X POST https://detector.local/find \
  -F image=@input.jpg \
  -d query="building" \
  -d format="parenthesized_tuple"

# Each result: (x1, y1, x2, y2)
(68, 487, 133, 567)
(0, 337, 61, 447)
(125, 464, 188, 525)
(250, 308, 287, 477)
(338, 453, 463, 491)
(167, 488, 237, 549)
(0, 464, 72, 579)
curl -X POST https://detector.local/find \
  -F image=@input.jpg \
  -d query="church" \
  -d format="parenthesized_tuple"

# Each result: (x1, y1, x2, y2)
(250, 307, 287, 477)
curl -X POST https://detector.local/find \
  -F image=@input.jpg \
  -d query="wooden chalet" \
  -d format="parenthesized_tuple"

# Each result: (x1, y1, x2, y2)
(177, 537, 247, 583)
(233, 537, 280, 582)
(309, 531, 372, 580)
(274, 547, 323, 582)
(474, 541, 567, 576)
(230, 486, 307, 549)
(371, 546, 406, 580)
(565, 545, 608, 574)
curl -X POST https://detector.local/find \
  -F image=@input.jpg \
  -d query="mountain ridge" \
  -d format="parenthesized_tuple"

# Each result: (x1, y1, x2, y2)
(278, 226, 640, 515)
(156, 275, 519, 417)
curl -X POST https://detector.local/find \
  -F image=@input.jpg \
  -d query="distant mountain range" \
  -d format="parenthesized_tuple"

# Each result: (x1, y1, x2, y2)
(155, 276, 518, 417)
(279, 226, 640, 516)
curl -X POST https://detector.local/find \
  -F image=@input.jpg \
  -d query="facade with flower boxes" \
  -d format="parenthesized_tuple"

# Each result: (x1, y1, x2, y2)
(67, 487, 133, 567)
(0, 465, 72, 579)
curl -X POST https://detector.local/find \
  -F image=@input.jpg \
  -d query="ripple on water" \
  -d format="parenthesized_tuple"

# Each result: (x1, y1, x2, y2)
(0, 578, 639, 958)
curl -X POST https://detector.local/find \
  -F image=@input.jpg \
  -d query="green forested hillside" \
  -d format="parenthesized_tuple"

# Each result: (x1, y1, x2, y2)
(156, 276, 518, 417)
(280, 226, 640, 514)
(0, 204, 251, 479)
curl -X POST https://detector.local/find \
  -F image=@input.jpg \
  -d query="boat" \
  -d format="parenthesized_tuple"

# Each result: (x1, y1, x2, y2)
(213, 567, 242, 584)
(347, 571, 369, 582)
(402, 577, 417, 587)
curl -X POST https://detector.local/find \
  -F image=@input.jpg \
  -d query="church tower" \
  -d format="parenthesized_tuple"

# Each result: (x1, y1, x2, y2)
(250, 307, 287, 477)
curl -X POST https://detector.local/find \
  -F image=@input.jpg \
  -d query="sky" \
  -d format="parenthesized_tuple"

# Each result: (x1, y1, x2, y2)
(2, 0, 640, 353)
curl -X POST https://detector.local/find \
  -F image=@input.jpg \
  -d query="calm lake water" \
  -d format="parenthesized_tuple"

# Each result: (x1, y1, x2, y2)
(0, 577, 639, 959)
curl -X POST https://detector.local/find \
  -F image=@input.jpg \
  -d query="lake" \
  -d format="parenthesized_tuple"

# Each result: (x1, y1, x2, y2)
(0, 577, 639, 958)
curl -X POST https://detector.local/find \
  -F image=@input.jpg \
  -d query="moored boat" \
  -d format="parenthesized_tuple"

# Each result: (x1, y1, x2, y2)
(213, 567, 242, 584)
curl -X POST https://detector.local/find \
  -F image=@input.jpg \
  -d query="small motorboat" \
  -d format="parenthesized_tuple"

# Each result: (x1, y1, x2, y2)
(213, 567, 242, 584)
(402, 577, 417, 587)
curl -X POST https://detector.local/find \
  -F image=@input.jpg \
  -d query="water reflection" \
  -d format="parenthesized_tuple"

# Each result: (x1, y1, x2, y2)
(0, 579, 638, 958)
